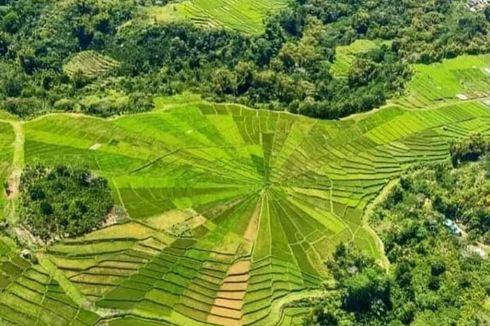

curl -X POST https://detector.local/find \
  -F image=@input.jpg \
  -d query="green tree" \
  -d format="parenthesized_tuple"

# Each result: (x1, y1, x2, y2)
(2, 11, 19, 33)
(450, 133, 489, 166)
(211, 68, 237, 97)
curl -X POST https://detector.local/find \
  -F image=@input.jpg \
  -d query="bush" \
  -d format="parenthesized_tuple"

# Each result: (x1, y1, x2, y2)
(53, 98, 75, 111)
(450, 133, 489, 166)
(1, 97, 42, 117)
(20, 165, 114, 241)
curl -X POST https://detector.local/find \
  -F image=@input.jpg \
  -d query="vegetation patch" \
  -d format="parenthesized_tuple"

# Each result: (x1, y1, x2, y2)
(306, 156, 490, 325)
(19, 165, 114, 241)
(331, 39, 382, 78)
(450, 132, 490, 166)
(63, 51, 120, 79)
(147, 0, 289, 34)
(0, 1, 488, 119)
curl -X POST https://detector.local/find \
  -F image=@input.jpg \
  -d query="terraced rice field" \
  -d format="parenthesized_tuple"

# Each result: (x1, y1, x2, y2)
(396, 55, 490, 108)
(0, 55, 489, 325)
(0, 236, 100, 325)
(63, 51, 120, 79)
(147, 0, 289, 34)
(331, 39, 380, 77)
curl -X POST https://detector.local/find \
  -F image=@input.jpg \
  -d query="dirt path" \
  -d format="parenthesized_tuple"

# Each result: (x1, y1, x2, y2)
(5, 121, 24, 223)
(360, 179, 399, 269)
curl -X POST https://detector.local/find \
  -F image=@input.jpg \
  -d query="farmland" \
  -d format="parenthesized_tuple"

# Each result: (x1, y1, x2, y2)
(146, 0, 289, 34)
(0, 53, 489, 325)
(395, 55, 490, 108)
(63, 51, 120, 79)
(331, 40, 381, 78)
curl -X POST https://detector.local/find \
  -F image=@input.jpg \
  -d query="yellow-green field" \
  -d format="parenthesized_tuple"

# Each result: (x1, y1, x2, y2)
(146, 0, 289, 34)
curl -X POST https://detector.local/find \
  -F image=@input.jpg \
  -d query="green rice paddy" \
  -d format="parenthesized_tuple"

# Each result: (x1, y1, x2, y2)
(396, 55, 490, 108)
(146, 0, 289, 34)
(0, 55, 489, 325)
(63, 51, 120, 79)
(331, 39, 381, 77)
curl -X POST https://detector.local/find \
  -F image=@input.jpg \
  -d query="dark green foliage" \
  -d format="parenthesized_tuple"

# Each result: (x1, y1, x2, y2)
(327, 244, 392, 318)
(306, 159, 490, 325)
(450, 133, 490, 167)
(20, 165, 114, 241)
(0, 0, 488, 119)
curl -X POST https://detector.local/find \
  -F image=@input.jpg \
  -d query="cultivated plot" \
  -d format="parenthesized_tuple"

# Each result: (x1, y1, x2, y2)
(396, 55, 490, 108)
(146, 0, 289, 34)
(15, 96, 490, 325)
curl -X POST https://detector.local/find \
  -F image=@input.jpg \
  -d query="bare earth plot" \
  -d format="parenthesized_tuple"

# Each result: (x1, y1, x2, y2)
(0, 55, 489, 325)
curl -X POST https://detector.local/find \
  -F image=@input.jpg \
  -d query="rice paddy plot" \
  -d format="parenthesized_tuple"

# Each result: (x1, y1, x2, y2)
(63, 51, 120, 79)
(396, 54, 490, 108)
(331, 39, 381, 77)
(12, 91, 489, 325)
(0, 236, 100, 325)
(146, 0, 289, 34)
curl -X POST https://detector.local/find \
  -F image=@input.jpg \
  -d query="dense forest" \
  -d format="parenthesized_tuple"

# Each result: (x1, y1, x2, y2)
(306, 144, 490, 325)
(19, 165, 113, 241)
(0, 0, 488, 118)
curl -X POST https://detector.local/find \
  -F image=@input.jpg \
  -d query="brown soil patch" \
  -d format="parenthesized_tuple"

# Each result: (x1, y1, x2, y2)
(102, 207, 118, 227)
(228, 260, 250, 274)
(207, 260, 251, 325)
(220, 282, 247, 292)
(5, 171, 20, 200)
(216, 291, 244, 300)
(225, 274, 248, 283)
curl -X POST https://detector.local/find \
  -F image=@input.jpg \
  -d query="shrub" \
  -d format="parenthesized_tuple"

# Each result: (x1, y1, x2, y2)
(450, 133, 489, 166)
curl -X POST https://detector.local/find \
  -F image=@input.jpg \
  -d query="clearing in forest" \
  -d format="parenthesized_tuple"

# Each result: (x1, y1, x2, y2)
(331, 39, 383, 77)
(63, 51, 120, 79)
(146, 0, 289, 34)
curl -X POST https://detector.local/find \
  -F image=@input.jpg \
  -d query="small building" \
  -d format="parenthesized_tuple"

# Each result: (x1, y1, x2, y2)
(443, 219, 462, 236)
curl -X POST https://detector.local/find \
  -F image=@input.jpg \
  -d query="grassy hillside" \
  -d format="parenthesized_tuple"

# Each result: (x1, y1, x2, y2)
(146, 0, 289, 34)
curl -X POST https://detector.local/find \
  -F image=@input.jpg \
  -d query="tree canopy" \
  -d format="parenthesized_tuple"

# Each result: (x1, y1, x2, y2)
(19, 165, 114, 241)
(0, 0, 488, 118)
